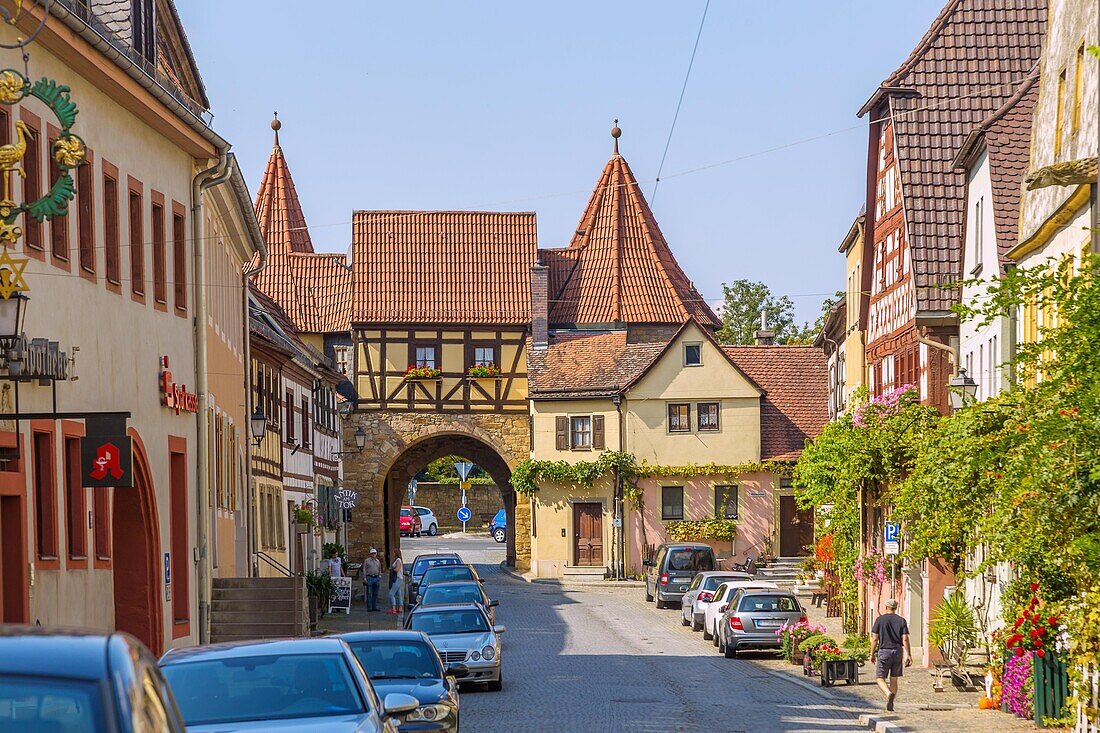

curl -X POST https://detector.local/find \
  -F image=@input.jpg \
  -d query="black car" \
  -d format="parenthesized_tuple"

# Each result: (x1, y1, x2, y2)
(0, 625, 186, 732)
(342, 630, 464, 732)
(407, 553, 463, 604)
(415, 580, 498, 623)
(415, 565, 481, 604)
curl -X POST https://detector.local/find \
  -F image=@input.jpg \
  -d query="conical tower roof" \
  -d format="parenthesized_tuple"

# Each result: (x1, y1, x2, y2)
(544, 128, 718, 328)
(255, 114, 315, 255)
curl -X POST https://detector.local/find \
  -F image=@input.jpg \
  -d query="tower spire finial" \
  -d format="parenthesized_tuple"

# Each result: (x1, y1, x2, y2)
(611, 119, 621, 155)
(271, 111, 281, 146)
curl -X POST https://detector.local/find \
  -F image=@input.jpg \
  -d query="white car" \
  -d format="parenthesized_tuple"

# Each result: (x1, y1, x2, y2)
(414, 505, 439, 536)
(680, 571, 752, 631)
(704, 580, 779, 643)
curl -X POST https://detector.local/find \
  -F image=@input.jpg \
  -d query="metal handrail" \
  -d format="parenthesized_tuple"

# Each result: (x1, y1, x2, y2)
(256, 551, 293, 577)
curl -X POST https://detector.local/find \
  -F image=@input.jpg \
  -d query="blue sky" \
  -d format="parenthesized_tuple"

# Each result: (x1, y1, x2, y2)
(177, 1, 945, 323)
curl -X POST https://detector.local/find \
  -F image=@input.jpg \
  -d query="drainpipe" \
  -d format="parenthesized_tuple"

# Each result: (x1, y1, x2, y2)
(192, 151, 232, 644)
(613, 394, 625, 580)
(234, 162, 268, 578)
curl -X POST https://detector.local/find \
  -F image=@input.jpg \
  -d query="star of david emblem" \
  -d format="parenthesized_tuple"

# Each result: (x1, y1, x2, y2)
(0, 247, 28, 299)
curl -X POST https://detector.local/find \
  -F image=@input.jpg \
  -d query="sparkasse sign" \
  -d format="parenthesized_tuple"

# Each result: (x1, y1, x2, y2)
(159, 356, 198, 414)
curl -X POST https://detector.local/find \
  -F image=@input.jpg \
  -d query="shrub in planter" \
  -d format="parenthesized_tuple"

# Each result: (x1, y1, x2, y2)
(842, 633, 871, 664)
(929, 592, 979, 671)
(800, 633, 838, 673)
(776, 620, 826, 663)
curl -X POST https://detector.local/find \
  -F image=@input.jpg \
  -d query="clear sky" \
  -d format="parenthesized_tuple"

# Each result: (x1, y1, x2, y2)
(177, 1, 946, 323)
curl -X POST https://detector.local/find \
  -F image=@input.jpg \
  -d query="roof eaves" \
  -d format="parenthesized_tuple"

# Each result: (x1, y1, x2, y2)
(857, 86, 920, 118)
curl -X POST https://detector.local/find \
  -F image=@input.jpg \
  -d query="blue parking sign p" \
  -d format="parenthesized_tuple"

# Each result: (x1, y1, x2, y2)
(884, 521, 899, 542)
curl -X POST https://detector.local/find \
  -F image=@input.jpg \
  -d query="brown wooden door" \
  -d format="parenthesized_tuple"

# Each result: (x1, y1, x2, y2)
(573, 503, 603, 567)
(779, 495, 814, 557)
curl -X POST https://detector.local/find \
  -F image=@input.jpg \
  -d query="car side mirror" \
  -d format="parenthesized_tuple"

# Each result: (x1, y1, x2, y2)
(489, 599, 499, 608)
(642, 559, 654, 567)
(493, 624, 507, 634)
(445, 663, 469, 678)
(383, 692, 419, 716)
(719, 604, 728, 613)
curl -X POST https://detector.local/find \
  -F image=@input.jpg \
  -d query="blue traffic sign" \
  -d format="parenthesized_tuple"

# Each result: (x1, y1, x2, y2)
(457, 507, 472, 523)
(884, 521, 900, 543)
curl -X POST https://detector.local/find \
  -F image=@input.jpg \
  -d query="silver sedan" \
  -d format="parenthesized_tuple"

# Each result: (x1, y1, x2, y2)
(405, 602, 507, 691)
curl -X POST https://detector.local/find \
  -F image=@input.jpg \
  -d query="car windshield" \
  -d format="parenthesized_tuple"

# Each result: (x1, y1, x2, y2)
(0, 675, 104, 733)
(400, 508, 412, 517)
(409, 609, 489, 635)
(162, 653, 365, 725)
(349, 640, 442, 681)
(738, 595, 801, 612)
(666, 548, 714, 572)
(412, 557, 459, 575)
(421, 566, 475, 585)
(419, 583, 484, 606)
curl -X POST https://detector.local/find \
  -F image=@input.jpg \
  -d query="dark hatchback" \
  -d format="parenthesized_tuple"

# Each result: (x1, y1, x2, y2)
(414, 565, 481, 605)
(0, 625, 186, 732)
(407, 554, 463, 605)
(342, 631, 463, 732)
(643, 543, 717, 608)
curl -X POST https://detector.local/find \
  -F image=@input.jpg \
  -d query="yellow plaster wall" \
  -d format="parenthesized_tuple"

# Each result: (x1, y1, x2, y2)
(531, 398, 621, 461)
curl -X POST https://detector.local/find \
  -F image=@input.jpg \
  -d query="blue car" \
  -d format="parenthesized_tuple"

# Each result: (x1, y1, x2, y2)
(489, 509, 506, 544)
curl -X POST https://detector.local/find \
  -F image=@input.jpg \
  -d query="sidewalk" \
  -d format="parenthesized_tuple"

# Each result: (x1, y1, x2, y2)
(498, 561, 646, 587)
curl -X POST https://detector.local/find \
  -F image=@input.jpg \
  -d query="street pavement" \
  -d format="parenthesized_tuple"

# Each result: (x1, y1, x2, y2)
(398, 535, 869, 732)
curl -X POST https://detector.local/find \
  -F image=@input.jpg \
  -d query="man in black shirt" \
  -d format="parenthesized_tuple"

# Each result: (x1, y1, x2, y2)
(870, 598, 912, 711)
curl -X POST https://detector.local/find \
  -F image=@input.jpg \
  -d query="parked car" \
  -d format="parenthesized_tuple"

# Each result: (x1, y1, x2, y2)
(404, 603, 505, 691)
(717, 588, 806, 659)
(408, 553, 463, 603)
(0, 625, 186, 732)
(643, 543, 717, 608)
(400, 506, 422, 537)
(341, 630, 463, 733)
(489, 509, 506, 543)
(159, 637, 419, 732)
(413, 506, 440, 536)
(704, 580, 780, 642)
(416, 565, 482, 604)
(416, 579, 499, 623)
(680, 571, 752, 631)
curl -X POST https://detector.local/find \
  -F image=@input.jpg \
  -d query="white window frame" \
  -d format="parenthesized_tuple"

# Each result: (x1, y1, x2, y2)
(683, 343, 702, 367)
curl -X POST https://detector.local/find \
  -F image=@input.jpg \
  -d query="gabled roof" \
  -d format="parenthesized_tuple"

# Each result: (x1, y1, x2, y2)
(351, 210, 538, 325)
(723, 345, 829, 461)
(953, 71, 1040, 266)
(252, 122, 353, 334)
(527, 331, 666, 398)
(859, 0, 1045, 313)
(155, 0, 210, 110)
(543, 148, 719, 328)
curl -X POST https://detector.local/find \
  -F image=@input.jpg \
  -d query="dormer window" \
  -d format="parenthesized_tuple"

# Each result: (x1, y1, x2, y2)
(684, 343, 701, 366)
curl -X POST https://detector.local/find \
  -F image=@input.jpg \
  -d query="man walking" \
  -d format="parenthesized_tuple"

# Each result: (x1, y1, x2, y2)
(363, 548, 382, 612)
(871, 598, 912, 711)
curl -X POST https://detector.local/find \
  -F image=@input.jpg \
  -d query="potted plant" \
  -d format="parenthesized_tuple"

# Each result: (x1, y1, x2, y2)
(799, 632, 837, 674)
(404, 365, 442, 380)
(292, 505, 314, 535)
(816, 642, 860, 686)
(466, 363, 501, 379)
(306, 570, 335, 622)
(928, 592, 979, 686)
(776, 620, 827, 666)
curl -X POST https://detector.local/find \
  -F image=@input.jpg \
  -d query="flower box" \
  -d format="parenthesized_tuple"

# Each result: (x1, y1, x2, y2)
(403, 366, 442, 380)
(820, 658, 859, 687)
(466, 365, 502, 379)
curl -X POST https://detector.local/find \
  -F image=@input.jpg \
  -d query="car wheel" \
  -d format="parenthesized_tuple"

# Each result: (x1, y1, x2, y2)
(681, 611, 690, 627)
(691, 616, 703, 632)
(717, 632, 725, 654)
(701, 622, 712, 640)
(724, 641, 737, 659)
(487, 670, 503, 692)
(428, 523, 438, 536)
(492, 528, 506, 543)
(655, 596, 667, 610)
(712, 625, 720, 646)
(645, 585, 654, 603)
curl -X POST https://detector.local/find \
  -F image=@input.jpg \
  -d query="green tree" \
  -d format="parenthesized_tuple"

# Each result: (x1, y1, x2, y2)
(716, 280, 841, 345)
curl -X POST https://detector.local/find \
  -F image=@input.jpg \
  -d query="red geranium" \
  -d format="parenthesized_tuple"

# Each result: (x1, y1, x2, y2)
(1030, 583, 1040, 592)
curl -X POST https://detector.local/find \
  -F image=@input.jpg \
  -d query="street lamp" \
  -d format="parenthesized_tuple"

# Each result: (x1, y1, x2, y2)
(948, 368, 979, 410)
(250, 407, 267, 446)
(334, 426, 367, 458)
(337, 400, 353, 417)
(0, 292, 28, 347)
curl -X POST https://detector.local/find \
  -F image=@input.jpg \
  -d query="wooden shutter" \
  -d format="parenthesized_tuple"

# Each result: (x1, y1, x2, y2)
(592, 415, 605, 450)
(555, 416, 568, 450)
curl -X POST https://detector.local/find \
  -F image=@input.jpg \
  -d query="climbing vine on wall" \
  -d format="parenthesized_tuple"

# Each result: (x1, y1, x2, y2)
(665, 518, 738, 542)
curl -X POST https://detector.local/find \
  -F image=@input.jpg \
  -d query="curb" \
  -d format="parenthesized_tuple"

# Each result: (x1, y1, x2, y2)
(496, 562, 648, 588)
(499, 561, 534, 583)
(858, 713, 905, 732)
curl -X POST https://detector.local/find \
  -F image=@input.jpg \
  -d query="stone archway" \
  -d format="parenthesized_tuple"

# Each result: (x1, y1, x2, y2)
(342, 413, 530, 569)
(113, 431, 162, 655)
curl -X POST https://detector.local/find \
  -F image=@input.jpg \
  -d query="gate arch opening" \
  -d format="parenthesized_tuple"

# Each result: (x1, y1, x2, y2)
(112, 432, 162, 655)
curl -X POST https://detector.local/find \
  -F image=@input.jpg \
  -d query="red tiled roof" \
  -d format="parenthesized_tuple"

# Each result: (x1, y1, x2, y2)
(723, 345, 829, 461)
(527, 331, 666, 397)
(252, 131, 353, 333)
(351, 211, 538, 325)
(860, 0, 1045, 313)
(544, 152, 719, 327)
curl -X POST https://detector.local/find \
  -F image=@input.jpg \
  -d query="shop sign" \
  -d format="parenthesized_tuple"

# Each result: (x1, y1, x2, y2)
(82, 415, 132, 488)
(8, 335, 68, 383)
(159, 356, 198, 414)
(334, 488, 359, 509)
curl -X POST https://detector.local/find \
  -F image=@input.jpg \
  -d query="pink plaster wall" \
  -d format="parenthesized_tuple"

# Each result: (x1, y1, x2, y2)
(628, 472, 778, 575)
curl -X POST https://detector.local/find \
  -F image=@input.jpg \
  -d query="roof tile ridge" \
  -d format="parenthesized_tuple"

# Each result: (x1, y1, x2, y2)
(879, 0, 966, 89)
(609, 156, 625, 322)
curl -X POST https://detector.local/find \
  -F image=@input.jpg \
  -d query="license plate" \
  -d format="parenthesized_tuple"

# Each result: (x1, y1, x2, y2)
(756, 620, 781, 628)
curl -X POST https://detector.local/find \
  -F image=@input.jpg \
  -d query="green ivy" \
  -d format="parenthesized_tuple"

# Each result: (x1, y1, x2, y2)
(664, 517, 738, 542)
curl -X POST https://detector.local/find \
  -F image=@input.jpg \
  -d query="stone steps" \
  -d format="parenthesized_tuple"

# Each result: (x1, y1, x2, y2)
(209, 577, 308, 644)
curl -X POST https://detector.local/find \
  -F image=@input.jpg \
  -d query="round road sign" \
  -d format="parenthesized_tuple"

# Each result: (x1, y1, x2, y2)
(457, 506, 472, 523)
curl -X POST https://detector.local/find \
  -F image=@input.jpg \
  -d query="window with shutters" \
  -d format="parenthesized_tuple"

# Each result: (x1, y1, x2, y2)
(697, 403, 719, 431)
(64, 437, 86, 560)
(169, 444, 188, 631)
(23, 116, 42, 252)
(714, 484, 738, 520)
(668, 403, 690, 433)
(33, 431, 57, 561)
(77, 151, 94, 274)
(300, 396, 310, 449)
(570, 416, 591, 450)
(103, 169, 120, 286)
(48, 129, 69, 264)
(129, 186, 144, 296)
(591, 414, 605, 450)
(285, 390, 295, 443)
(93, 489, 110, 562)
(662, 486, 684, 520)
(152, 199, 166, 305)
(172, 211, 186, 312)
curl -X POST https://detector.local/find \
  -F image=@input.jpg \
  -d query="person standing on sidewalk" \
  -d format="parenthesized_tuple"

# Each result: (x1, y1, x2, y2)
(387, 551, 405, 614)
(871, 598, 912, 711)
(363, 548, 382, 612)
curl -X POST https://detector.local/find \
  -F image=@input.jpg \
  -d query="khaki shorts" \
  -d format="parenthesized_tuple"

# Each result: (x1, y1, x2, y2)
(876, 648, 903, 678)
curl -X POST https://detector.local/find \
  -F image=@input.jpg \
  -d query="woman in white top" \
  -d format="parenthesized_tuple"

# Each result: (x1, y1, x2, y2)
(387, 551, 405, 614)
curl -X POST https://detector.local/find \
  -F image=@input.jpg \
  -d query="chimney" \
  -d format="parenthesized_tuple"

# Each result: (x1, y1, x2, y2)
(754, 309, 776, 346)
(531, 263, 549, 350)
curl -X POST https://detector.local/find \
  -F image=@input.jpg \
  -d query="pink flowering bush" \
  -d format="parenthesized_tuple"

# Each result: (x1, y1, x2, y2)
(852, 384, 917, 427)
(854, 554, 888, 586)
(1002, 650, 1034, 718)
(776, 619, 824, 662)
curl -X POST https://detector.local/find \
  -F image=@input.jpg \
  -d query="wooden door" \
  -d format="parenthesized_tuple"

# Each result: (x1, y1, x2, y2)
(573, 503, 603, 567)
(779, 495, 814, 557)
